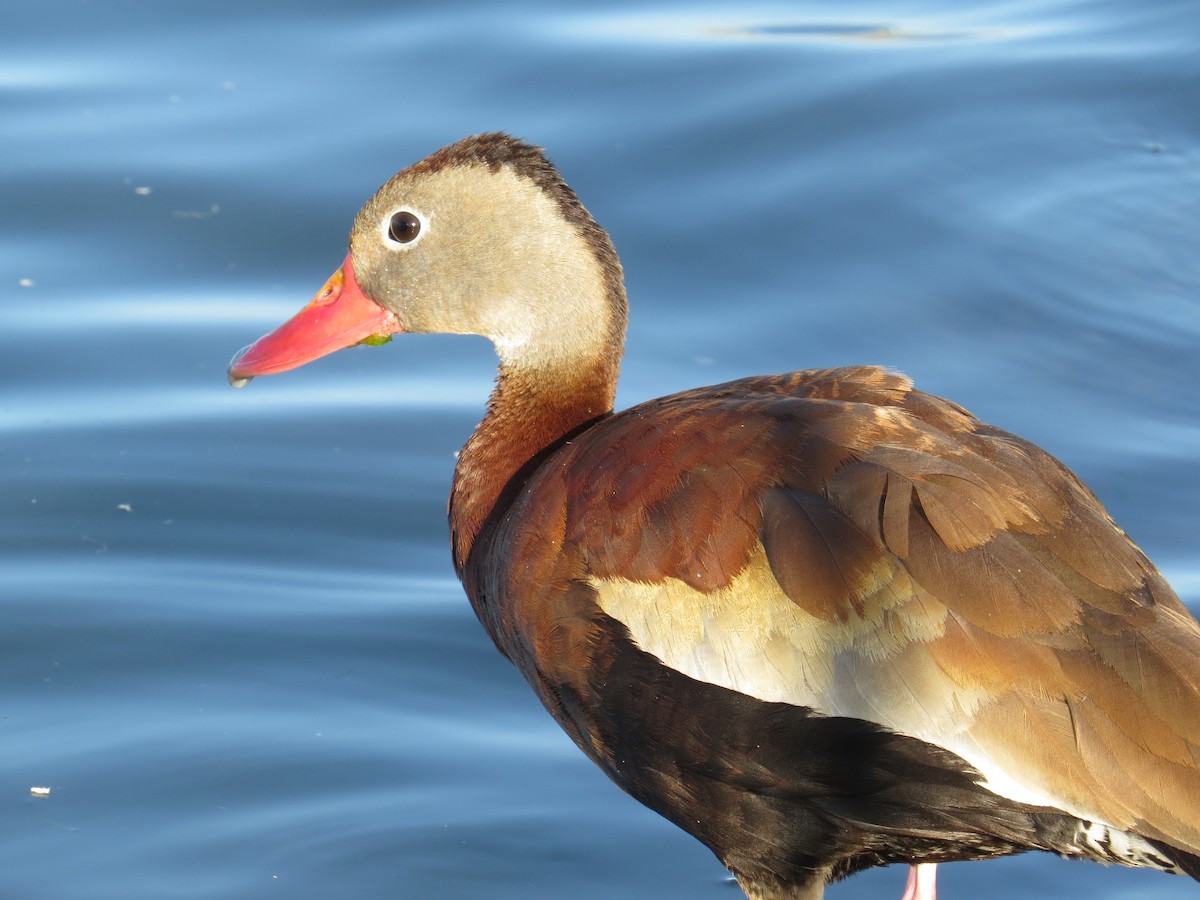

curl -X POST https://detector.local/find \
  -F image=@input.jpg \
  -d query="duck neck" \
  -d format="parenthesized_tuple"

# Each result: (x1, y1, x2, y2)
(450, 355, 618, 573)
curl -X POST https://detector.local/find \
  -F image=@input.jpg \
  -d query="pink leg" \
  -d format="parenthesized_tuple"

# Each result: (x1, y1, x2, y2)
(900, 863, 937, 900)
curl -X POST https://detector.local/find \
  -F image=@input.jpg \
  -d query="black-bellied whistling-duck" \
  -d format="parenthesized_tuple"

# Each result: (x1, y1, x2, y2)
(228, 134, 1200, 899)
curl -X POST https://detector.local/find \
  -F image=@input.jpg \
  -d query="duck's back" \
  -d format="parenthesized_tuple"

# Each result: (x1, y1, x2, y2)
(463, 364, 1200, 890)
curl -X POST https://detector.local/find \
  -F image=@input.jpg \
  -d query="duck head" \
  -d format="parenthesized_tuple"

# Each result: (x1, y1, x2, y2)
(228, 133, 626, 388)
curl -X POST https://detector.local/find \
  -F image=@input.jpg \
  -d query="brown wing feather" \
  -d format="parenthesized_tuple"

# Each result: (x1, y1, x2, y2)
(761, 489, 883, 622)
(502, 365, 1200, 856)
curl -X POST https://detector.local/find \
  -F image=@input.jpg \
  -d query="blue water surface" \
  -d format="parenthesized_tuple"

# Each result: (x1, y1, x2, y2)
(4, 1, 1200, 897)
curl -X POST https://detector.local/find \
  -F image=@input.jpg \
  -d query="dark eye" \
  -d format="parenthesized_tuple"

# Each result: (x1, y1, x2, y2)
(388, 211, 421, 244)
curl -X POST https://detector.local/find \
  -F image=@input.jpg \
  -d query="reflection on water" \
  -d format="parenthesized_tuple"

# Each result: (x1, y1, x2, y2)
(559, 10, 1040, 45)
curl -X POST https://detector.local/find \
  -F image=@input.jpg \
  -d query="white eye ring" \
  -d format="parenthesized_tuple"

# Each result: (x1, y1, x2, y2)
(382, 207, 429, 248)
